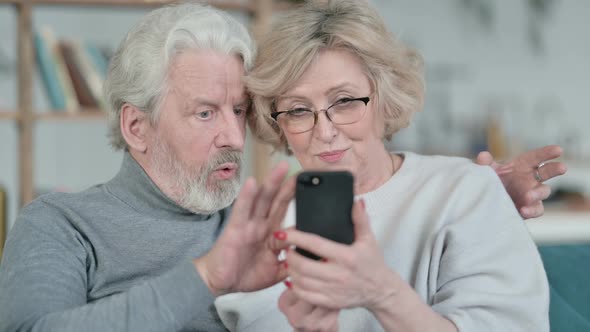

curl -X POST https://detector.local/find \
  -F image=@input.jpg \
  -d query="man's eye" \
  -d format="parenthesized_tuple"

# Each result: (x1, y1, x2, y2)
(196, 111, 212, 119)
(234, 108, 246, 117)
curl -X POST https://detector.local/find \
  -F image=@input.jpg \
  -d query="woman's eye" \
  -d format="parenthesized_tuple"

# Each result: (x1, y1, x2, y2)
(196, 111, 212, 119)
(335, 97, 353, 105)
(288, 108, 311, 117)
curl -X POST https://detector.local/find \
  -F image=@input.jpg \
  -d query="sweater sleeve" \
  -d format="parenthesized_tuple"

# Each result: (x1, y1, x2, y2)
(429, 166, 549, 332)
(0, 201, 221, 332)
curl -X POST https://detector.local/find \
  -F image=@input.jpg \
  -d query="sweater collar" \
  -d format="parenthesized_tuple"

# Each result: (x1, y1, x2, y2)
(106, 151, 214, 221)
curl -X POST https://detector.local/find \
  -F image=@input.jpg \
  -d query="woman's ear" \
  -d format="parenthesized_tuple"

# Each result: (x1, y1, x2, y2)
(120, 103, 150, 153)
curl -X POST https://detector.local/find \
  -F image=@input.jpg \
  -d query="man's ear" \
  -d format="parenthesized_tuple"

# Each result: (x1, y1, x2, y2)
(120, 103, 150, 153)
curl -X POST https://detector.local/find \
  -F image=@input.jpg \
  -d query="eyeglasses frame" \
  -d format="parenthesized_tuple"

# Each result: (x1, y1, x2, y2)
(270, 96, 370, 132)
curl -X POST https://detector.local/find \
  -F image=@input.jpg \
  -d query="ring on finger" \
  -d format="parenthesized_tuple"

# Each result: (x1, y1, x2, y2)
(534, 162, 546, 183)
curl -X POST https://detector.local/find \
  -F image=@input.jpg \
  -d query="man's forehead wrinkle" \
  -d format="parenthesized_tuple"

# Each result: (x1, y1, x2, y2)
(166, 53, 248, 111)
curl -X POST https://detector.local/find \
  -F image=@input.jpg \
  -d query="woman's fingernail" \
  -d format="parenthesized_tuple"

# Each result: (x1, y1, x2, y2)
(283, 261, 288, 269)
(321, 258, 328, 263)
(359, 199, 366, 211)
(273, 231, 287, 241)
(284, 280, 292, 288)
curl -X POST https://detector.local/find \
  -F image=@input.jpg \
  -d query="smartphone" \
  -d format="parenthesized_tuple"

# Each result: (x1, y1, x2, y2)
(295, 171, 355, 260)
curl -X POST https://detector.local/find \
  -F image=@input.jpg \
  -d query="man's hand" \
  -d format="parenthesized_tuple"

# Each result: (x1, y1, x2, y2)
(193, 162, 295, 296)
(476, 145, 567, 219)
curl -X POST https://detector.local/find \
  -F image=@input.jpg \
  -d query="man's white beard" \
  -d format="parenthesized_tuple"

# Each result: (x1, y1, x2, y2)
(150, 135, 242, 214)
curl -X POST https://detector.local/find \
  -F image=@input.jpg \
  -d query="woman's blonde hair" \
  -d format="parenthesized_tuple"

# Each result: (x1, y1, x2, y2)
(247, 0, 424, 152)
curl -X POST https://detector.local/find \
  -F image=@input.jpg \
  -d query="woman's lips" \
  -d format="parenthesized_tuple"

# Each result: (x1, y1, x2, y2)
(318, 150, 346, 163)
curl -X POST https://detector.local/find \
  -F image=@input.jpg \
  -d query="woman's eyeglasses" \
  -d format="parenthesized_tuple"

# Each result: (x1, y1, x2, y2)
(271, 96, 370, 134)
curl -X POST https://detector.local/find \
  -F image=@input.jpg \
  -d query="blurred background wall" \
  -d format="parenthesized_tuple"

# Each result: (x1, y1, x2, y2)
(0, 0, 588, 232)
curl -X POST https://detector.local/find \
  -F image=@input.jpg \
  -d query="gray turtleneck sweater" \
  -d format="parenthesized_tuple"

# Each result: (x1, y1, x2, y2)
(0, 152, 230, 331)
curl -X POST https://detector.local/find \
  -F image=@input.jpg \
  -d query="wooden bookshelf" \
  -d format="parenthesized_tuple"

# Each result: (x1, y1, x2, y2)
(17, 0, 35, 207)
(0, 111, 20, 120)
(1, 0, 279, 208)
(34, 110, 106, 120)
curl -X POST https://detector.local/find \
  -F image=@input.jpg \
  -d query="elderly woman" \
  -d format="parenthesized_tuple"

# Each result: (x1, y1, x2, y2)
(216, 1, 554, 331)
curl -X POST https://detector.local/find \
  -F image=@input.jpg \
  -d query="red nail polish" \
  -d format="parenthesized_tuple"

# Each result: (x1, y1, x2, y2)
(273, 231, 287, 241)
(321, 258, 328, 263)
(283, 261, 288, 269)
(284, 280, 292, 288)
(359, 199, 366, 211)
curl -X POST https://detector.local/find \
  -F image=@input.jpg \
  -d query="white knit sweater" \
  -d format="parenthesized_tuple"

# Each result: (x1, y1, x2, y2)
(215, 152, 549, 332)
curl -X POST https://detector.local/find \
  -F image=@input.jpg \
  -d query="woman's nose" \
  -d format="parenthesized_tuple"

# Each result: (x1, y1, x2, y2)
(313, 111, 337, 142)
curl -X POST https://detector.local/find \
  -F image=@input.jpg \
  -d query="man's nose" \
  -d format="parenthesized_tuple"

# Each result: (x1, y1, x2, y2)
(215, 110, 246, 150)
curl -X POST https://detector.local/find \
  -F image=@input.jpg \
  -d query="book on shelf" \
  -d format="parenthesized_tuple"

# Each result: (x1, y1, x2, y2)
(37, 26, 79, 113)
(68, 41, 108, 110)
(85, 44, 109, 79)
(34, 26, 111, 113)
(60, 41, 98, 108)
(34, 27, 67, 111)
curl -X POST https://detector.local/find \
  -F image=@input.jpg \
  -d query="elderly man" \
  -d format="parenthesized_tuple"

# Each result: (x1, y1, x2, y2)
(0, 2, 566, 332)
(0, 3, 292, 331)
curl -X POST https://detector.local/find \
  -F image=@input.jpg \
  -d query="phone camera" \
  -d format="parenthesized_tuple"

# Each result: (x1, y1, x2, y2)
(311, 177, 320, 185)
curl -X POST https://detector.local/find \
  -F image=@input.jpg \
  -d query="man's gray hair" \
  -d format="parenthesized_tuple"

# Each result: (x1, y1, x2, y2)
(104, 2, 256, 150)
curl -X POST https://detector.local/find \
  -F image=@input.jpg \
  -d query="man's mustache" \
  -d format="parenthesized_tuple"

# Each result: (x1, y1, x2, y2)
(207, 150, 243, 174)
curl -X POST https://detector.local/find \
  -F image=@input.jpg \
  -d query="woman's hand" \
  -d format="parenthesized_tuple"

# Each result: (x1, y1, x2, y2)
(273, 200, 457, 332)
(476, 145, 567, 219)
(279, 288, 339, 332)
(274, 199, 400, 312)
